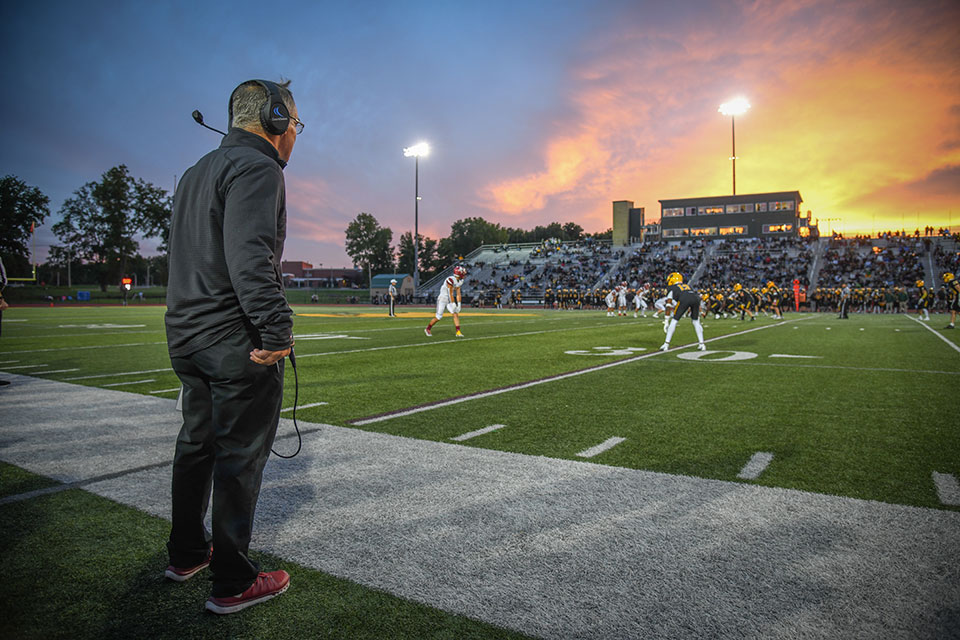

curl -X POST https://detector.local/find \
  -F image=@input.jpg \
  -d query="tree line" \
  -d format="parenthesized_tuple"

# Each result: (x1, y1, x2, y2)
(345, 213, 610, 285)
(1, 169, 170, 291)
(2, 169, 610, 292)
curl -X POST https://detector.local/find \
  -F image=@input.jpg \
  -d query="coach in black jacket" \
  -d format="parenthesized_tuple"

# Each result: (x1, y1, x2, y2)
(164, 79, 300, 612)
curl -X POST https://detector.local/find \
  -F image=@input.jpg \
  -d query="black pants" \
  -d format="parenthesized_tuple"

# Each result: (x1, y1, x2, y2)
(168, 328, 283, 597)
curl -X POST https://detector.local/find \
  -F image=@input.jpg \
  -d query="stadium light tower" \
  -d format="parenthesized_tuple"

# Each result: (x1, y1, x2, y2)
(403, 142, 430, 292)
(718, 97, 750, 195)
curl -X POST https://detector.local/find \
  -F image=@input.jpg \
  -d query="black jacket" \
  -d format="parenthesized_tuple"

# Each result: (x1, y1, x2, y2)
(165, 128, 293, 358)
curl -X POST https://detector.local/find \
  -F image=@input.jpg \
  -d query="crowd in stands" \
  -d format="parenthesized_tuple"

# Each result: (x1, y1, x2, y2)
(818, 236, 925, 289)
(431, 232, 960, 313)
(700, 237, 815, 288)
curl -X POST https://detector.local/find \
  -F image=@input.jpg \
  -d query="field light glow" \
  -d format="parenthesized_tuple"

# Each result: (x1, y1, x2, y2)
(403, 142, 430, 157)
(718, 97, 751, 117)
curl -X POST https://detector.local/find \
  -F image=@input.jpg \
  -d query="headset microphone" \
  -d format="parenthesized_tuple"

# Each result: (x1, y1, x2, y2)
(192, 110, 227, 136)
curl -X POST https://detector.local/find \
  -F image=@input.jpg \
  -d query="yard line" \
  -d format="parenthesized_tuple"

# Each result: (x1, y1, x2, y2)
(576, 437, 626, 458)
(0, 341, 166, 355)
(32, 368, 81, 375)
(738, 452, 774, 479)
(0, 363, 48, 370)
(908, 316, 960, 354)
(351, 317, 813, 425)
(451, 424, 506, 442)
(150, 387, 182, 394)
(932, 472, 960, 506)
(0, 360, 20, 364)
(769, 354, 822, 359)
(65, 368, 171, 381)
(2, 319, 28, 322)
(297, 323, 625, 359)
(102, 379, 156, 387)
(280, 401, 328, 412)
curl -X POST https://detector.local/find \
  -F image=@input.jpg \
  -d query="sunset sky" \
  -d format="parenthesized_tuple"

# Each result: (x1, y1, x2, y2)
(1, 0, 958, 269)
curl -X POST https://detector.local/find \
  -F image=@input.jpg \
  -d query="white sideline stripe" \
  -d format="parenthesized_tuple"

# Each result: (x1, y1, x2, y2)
(65, 368, 171, 381)
(3, 319, 28, 322)
(0, 341, 166, 355)
(576, 437, 626, 458)
(738, 452, 774, 479)
(149, 387, 182, 394)
(769, 354, 822, 359)
(32, 368, 81, 375)
(0, 363, 48, 370)
(932, 472, 960, 506)
(352, 316, 815, 426)
(451, 424, 506, 441)
(281, 402, 328, 412)
(0, 360, 20, 364)
(102, 379, 156, 387)
(296, 323, 612, 359)
(908, 316, 960, 354)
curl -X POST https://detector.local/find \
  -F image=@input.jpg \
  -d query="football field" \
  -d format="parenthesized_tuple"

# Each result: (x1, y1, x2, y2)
(2, 305, 958, 510)
(1, 304, 959, 639)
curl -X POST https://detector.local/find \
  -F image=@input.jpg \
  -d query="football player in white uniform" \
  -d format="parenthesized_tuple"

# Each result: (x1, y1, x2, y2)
(634, 283, 649, 318)
(604, 288, 617, 317)
(617, 282, 628, 316)
(426, 265, 466, 337)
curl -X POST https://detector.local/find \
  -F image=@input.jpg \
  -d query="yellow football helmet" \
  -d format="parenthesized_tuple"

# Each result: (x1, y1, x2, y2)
(701, 293, 709, 301)
(766, 281, 775, 288)
(944, 273, 956, 283)
(715, 293, 723, 300)
(916, 279, 924, 288)
(733, 283, 742, 292)
(667, 272, 683, 286)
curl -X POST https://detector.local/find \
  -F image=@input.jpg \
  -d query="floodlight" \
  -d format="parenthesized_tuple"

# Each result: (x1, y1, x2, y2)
(718, 97, 751, 117)
(403, 142, 430, 158)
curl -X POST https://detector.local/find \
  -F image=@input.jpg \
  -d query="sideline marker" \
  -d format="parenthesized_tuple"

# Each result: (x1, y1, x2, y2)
(451, 424, 506, 441)
(738, 452, 774, 480)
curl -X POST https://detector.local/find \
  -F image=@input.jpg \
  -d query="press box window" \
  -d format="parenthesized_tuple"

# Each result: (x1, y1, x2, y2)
(762, 224, 793, 233)
(689, 227, 717, 236)
(701, 206, 724, 215)
(725, 203, 754, 213)
(662, 228, 688, 237)
(663, 207, 684, 218)
(719, 226, 747, 235)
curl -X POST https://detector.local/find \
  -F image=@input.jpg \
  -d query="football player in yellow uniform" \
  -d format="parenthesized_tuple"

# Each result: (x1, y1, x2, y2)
(659, 272, 706, 351)
(916, 280, 931, 321)
(944, 273, 959, 329)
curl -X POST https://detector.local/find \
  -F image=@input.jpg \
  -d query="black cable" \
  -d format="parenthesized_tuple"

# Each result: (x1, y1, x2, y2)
(271, 348, 302, 458)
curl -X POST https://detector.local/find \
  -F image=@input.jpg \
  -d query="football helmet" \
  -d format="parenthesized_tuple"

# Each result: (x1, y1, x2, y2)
(944, 272, 956, 283)
(701, 294, 709, 301)
(733, 283, 742, 292)
(667, 272, 683, 286)
(766, 281, 775, 289)
(453, 265, 467, 279)
(916, 279, 924, 288)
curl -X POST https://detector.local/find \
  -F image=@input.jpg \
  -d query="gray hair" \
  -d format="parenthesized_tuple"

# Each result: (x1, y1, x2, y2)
(230, 79, 295, 132)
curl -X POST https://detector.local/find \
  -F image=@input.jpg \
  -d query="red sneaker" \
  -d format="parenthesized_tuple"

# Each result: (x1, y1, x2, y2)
(205, 570, 290, 614)
(164, 549, 212, 582)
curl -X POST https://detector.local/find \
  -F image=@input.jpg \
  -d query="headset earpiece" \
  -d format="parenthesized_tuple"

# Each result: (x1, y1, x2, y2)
(227, 79, 289, 135)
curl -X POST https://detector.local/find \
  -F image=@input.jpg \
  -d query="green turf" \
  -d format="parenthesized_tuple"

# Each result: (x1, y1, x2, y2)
(0, 461, 61, 499)
(2, 306, 958, 513)
(0, 465, 531, 640)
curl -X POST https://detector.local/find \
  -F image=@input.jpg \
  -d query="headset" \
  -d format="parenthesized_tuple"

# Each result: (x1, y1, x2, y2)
(227, 79, 290, 136)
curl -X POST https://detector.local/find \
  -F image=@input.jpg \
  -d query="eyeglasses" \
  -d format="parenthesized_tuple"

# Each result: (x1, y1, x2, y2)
(289, 115, 305, 135)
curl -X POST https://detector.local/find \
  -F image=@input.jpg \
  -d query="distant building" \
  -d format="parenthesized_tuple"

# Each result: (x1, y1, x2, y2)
(281, 261, 363, 288)
(658, 191, 809, 239)
(612, 201, 646, 246)
(370, 273, 414, 300)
